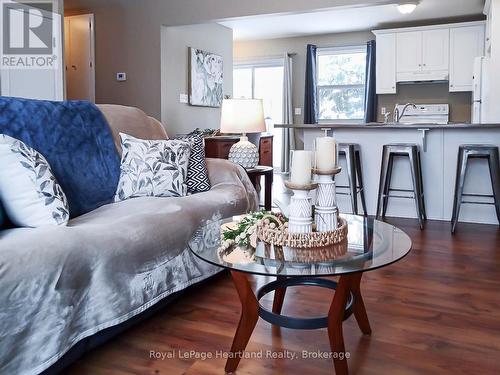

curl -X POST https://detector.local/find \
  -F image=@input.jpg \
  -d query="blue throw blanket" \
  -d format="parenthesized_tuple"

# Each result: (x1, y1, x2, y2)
(0, 97, 121, 218)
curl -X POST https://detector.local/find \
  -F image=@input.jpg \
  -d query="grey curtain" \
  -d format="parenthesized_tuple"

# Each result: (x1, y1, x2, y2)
(364, 40, 377, 123)
(304, 44, 318, 124)
(282, 53, 295, 173)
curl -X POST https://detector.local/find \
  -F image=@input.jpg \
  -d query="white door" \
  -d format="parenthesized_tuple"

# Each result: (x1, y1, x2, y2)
(0, 6, 64, 100)
(421, 29, 449, 72)
(376, 33, 396, 94)
(65, 14, 95, 101)
(449, 25, 485, 92)
(396, 31, 422, 73)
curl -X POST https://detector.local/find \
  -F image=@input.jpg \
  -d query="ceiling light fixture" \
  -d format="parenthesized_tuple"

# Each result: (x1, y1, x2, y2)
(397, 2, 419, 14)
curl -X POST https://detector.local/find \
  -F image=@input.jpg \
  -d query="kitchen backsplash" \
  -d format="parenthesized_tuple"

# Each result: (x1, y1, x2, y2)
(376, 82, 472, 123)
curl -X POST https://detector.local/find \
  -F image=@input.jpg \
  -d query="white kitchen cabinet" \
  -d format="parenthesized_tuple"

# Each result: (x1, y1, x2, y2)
(484, 0, 492, 56)
(449, 25, 485, 92)
(396, 31, 422, 73)
(396, 29, 449, 81)
(374, 21, 485, 93)
(375, 33, 396, 94)
(421, 29, 449, 71)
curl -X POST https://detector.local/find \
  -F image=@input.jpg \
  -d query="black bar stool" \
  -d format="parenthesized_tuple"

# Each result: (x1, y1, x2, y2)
(337, 143, 367, 216)
(376, 143, 426, 229)
(451, 144, 500, 233)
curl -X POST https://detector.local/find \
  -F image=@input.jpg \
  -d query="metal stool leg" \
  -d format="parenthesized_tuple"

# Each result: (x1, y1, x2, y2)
(382, 154, 394, 218)
(487, 148, 500, 225)
(355, 150, 368, 216)
(417, 151, 427, 221)
(409, 148, 424, 230)
(451, 148, 468, 234)
(376, 148, 390, 219)
(345, 147, 358, 215)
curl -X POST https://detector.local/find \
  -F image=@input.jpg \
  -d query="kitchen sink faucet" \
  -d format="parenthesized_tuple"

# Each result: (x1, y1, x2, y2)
(394, 103, 418, 123)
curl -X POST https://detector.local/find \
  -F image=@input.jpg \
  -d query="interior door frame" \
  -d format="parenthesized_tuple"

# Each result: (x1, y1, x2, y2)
(65, 13, 96, 102)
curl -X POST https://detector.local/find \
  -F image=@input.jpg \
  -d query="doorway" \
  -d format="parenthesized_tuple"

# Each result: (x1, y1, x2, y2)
(64, 14, 95, 101)
(233, 60, 284, 170)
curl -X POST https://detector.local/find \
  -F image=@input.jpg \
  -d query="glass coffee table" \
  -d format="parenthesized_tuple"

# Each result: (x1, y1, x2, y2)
(188, 214, 412, 375)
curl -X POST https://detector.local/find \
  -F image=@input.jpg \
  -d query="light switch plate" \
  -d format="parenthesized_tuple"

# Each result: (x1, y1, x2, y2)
(381, 107, 387, 115)
(116, 72, 127, 81)
(179, 94, 189, 104)
(294, 108, 302, 116)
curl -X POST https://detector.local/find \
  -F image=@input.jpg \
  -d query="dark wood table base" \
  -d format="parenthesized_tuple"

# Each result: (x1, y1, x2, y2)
(245, 166, 274, 211)
(225, 271, 371, 375)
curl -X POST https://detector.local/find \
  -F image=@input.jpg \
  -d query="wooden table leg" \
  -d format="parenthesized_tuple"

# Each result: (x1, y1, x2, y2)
(225, 271, 259, 374)
(272, 276, 287, 314)
(264, 172, 273, 211)
(350, 272, 372, 335)
(327, 273, 371, 375)
(327, 274, 352, 375)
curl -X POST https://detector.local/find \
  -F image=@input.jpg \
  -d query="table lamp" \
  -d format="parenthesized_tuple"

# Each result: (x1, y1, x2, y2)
(220, 98, 267, 169)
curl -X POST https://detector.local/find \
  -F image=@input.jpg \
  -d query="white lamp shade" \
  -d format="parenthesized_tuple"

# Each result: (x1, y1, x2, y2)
(220, 99, 267, 134)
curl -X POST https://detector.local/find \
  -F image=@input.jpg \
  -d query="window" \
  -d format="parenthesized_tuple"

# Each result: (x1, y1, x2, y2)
(317, 46, 367, 121)
(233, 61, 284, 169)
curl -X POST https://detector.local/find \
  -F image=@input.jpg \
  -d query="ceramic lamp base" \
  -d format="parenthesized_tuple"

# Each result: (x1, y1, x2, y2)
(228, 135, 259, 169)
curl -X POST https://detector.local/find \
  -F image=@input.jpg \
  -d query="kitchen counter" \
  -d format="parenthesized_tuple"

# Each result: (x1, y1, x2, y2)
(275, 122, 500, 129)
(284, 123, 500, 226)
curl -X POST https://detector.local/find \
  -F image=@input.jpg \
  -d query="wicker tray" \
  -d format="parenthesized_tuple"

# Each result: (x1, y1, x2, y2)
(257, 217, 348, 249)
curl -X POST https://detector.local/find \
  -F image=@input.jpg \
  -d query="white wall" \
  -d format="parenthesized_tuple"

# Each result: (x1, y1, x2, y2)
(161, 23, 233, 136)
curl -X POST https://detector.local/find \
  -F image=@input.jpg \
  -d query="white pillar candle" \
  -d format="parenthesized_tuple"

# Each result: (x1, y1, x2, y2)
(290, 151, 312, 185)
(315, 137, 337, 171)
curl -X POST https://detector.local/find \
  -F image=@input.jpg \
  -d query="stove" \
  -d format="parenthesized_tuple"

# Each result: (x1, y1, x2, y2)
(396, 104, 449, 124)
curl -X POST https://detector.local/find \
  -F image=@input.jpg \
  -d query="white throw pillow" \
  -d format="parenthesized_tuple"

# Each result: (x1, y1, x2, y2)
(0, 134, 70, 227)
(114, 133, 191, 201)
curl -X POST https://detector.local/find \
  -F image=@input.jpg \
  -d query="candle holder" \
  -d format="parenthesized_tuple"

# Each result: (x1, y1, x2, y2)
(284, 180, 318, 234)
(313, 167, 342, 232)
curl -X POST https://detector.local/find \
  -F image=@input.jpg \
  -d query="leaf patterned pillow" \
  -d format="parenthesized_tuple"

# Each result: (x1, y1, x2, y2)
(114, 133, 191, 201)
(0, 134, 70, 227)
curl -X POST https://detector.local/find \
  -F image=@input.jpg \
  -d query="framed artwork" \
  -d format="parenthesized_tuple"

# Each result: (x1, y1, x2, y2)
(189, 47, 223, 107)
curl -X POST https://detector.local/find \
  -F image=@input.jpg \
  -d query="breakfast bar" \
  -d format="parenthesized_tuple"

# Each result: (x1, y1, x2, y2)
(276, 123, 500, 225)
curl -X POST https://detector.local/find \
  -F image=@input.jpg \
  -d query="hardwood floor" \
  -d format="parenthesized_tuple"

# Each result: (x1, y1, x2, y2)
(65, 218, 500, 375)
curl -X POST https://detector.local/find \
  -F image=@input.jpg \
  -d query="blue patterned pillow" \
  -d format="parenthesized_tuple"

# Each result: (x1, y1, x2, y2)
(174, 134, 211, 193)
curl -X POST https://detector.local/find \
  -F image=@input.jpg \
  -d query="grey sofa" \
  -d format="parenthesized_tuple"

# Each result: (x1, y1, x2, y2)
(0, 105, 259, 375)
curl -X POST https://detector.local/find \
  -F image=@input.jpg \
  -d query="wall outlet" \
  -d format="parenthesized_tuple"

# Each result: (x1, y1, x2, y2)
(294, 108, 302, 116)
(116, 72, 127, 81)
(381, 107, 387, 115)
(179, 94, 189, 104)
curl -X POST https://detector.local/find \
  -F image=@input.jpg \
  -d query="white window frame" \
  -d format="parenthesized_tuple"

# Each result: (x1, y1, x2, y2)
(316, 45, 366, 123)
(234, 58, 284, 99)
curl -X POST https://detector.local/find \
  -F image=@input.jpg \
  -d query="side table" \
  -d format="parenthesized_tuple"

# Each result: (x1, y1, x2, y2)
(246, 166, 274, 211)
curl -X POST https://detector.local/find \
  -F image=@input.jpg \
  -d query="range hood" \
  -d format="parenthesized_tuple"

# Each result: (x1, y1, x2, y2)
(397, 70, 449, 83)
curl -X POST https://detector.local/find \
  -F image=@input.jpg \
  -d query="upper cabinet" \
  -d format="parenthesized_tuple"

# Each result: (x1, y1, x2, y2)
(373, 21, 485, 94)
(421, 29, 449, 71)
(449, 25, 485, 92)
(376, 33, 396, 94)
(396, 31, 422, 73)
(484, 0, 492, 56)
(396, 29, 449, 82)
